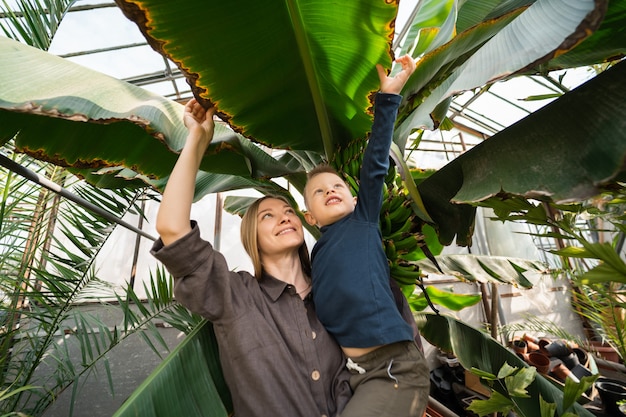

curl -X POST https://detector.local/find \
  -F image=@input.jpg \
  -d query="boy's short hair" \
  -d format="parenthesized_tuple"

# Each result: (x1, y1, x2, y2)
(303, 164, 344, 207)
(306, 163, 341, 181)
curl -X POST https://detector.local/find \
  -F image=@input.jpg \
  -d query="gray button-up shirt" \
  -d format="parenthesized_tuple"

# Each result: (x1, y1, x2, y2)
(151, 222, 351, 417)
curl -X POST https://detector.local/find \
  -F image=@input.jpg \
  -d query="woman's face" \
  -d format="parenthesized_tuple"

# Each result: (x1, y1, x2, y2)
(256, 198, 305, 257)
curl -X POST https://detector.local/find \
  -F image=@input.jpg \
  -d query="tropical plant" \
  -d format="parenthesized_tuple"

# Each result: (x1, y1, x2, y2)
(2, 0, 625, 293)
(477, 189, 626, 363)
(0, 0, 76, 50)
(413, 58, 626, 414)
(0, 2, 203, 415)
(419, 314, 598, 417)
(0, 142, 186, 416)
(113, 320, 232, 417)
(467, 362, 598, 417)
(0, 141, 206, 417)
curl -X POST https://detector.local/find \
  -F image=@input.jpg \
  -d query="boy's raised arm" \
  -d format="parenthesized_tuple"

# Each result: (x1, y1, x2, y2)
(156, 99, 216, 245)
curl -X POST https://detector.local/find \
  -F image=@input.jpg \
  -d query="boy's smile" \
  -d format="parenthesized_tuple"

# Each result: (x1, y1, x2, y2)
(325, 195, 342, 205)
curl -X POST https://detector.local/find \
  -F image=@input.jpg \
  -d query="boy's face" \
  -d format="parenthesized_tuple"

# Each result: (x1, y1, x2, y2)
(304, 172, 356, 227)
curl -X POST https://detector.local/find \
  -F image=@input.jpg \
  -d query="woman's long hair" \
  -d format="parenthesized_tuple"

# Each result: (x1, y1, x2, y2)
(240, 195, 311, 279)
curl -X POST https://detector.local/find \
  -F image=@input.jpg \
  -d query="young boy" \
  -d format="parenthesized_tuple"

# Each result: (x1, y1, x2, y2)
(303, 55, 430, 417)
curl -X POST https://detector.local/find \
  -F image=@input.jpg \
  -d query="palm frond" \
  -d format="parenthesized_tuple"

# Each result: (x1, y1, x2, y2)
(0, 159, 160, 415)
(501, 314, 585, 346)
(0, 0, 77, 50)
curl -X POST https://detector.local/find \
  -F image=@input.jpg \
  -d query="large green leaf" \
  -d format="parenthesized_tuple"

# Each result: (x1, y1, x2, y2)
(456, 0, 529, 33)
(451, 60, 626, 202)
(395, 0, 608, 141)
(0, 36, 186, 178)
(1, 0, 618, 202)
(396, 0, 456, 57)
(0, 37, 307, 187)
(419, 59, 626, 246)
(416, 254, 548, 288)
(0, 0, 623, 241)
(408, 285, 481, 311)
(113, 320, 232, 417)
(419, 314, 595, 417)
(114, 0, 398, 158)
(544, 0, 626, 70)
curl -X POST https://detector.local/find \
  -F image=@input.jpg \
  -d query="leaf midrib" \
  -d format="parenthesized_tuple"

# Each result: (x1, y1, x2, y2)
(285, 0, 333, 160)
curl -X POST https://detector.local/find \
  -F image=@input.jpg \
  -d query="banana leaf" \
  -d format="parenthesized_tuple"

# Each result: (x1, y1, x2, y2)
(113, 320, 233, 417)
(545, 0, 626, 70)
(0, 36, 311, 195)
(0, 1, 620, 250)
(416, 254, 548, 288)
(419, 313, 595, 417)
(395, 0, 457, 57)
(113, 0, 398, 158)
(455, 0, 625, 72)
(395, 0, 610, 144)
(419, 59, 626, 246)
(1, 0, 617, 191)
(408, 285, 481, 312)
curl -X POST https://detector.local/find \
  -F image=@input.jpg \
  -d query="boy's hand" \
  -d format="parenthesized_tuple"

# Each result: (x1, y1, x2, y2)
(183, 98, 216, 150)
(376, 54, 416, 95)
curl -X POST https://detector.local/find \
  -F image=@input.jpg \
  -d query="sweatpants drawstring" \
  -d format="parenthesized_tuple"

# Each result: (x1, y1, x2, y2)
(387, 359, 399, 389)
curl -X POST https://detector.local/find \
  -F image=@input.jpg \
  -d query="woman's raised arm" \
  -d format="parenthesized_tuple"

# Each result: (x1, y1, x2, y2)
(156, 99, 216, 245)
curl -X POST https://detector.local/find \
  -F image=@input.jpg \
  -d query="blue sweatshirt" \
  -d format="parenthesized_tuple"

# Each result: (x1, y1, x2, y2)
(311, 93, 413, 348)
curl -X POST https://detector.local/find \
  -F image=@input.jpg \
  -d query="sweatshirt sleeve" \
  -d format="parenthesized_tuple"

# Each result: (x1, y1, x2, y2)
(356, 93, 402, 222)
(150, 221, 253, 322)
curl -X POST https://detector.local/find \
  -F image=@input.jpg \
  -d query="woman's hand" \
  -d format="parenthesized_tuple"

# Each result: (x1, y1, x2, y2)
(184, 98, 216, 153)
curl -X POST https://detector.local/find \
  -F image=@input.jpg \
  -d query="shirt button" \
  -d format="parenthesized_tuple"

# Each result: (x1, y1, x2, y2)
(311, 370, 320, 381)
(311, 331, 317, 339)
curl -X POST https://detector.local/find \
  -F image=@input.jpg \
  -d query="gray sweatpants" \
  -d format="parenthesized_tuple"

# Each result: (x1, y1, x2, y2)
(340, 341, 430, 417)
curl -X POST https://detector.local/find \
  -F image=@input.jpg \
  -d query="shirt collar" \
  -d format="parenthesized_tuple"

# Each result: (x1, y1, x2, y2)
(260, 272, 290, 302)
(319, 214, 350, 234)
(260, 272, 313, 302)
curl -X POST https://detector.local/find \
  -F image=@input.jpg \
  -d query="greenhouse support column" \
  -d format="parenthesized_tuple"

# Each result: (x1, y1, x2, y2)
(490, 282, 499, 340)
(214, 193, 223, 251)
(129, 192, 147, 289)
(480, 282, 491, 324)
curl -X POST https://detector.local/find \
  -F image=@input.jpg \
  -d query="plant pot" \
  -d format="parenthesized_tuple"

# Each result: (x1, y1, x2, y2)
(595, 378, 626, 417)
(522, 334, 540, 351)
(538, 338, 551, 355)
(570, 363, 592, 380)
(550, 363, 577, 383)
(424, 406, 445, 417)
(560, 352, 580, 369)
(512, 339, 527, 354)
(544, 340, 571, 357)
(528, 352, 550, 374)
(588, 340, 621, 363)
(572, 347, 589, 368)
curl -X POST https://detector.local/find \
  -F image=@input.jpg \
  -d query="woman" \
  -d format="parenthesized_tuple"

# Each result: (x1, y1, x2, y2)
(151, 99, 351, 417)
